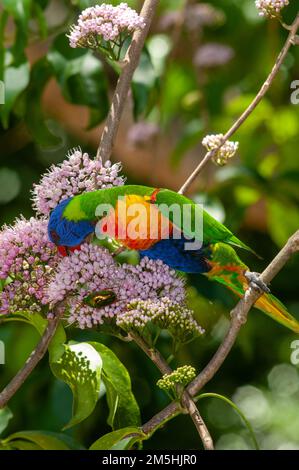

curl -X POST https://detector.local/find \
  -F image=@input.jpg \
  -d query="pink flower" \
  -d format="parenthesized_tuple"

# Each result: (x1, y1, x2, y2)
(0, 218, 59, 314)
(68, 3, 145, 51)
(46, 244, 187, 329)
(117, 297, 204, 343)
(255, 0, 289, 18)
(32, 149, 124, 216)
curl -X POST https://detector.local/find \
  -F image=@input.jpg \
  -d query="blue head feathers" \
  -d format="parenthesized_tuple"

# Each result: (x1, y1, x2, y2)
(48, 197, 94, 247)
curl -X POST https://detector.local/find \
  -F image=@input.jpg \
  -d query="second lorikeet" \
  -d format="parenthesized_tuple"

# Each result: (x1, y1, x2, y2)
(48, 185, 299, 333)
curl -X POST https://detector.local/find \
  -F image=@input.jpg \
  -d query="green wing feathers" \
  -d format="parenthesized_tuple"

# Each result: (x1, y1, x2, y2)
(155, 189, 256, 254)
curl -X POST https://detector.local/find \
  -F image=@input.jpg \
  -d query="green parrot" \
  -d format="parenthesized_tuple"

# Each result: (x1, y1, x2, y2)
(48, 185, 299, 333)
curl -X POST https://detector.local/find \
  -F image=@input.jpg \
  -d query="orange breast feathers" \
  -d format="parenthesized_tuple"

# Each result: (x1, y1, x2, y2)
(99, 195, 173, 250)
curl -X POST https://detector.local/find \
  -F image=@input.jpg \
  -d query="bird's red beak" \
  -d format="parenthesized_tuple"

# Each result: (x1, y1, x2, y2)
(57, 244, 82, 257)
(69, 244, 82, 253)
(57, 245, 68, 257)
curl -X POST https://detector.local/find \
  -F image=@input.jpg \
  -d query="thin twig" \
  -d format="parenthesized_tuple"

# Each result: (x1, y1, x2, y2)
(130, 332, 214, 449)
(0, 305, 65, 409)
(96, 0, 159, 161)
(178, 13, 299, 195)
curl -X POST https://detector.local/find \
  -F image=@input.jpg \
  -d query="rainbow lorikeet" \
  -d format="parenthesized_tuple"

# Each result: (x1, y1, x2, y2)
(48, 185, 299, 333)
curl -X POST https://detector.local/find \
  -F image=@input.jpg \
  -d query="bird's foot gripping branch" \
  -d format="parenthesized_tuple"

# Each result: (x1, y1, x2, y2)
(0, 0, 299, 452)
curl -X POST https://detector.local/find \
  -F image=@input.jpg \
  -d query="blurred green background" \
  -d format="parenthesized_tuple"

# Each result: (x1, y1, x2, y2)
(1, 0, 299, 450)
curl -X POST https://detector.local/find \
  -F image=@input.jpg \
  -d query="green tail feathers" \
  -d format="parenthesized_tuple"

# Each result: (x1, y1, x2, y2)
(206, 243, 299, 333)
(228, 235, 261, 258)
(206, 266, 299, 334)
(254, 293, 299, 334)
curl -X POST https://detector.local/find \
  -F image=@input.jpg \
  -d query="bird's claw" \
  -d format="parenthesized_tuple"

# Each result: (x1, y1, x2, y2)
(245, 271, 270, 294)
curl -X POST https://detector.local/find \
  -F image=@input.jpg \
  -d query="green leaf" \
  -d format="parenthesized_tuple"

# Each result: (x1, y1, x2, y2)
(2, 439, 42, 450)
(0, 310, 66, 370)
(0, 58, 30, 128)
(25, 57, 62, 149)
(89, 342, 140, 429)
(104, 375, 119, 428)
(3, 430, 84, 450)
(1, 310, 47, 333)
(50, 342, 102, 429)
(48, 322, 66, 364)
(48, 35, 109, 127)
(0, 408, 13, 436)
(90, 427, 145, 450)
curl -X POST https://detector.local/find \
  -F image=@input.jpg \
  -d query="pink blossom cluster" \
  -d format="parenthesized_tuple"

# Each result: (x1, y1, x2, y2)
(255, 0, 289, 18)
(46, 244, 186, 329)
(117, 297, 204, 343)
(68, 3, 145, 49)
(32, 149, 124, 216)
(0, 218, 59, 314)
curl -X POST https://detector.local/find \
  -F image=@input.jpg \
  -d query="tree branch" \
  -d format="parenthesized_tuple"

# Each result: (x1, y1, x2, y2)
(130, 332, 214, 449)
(178, 13, 299, 195)
(141, 230, 299, 439)
(96, 0, 159, 161)
(0, 305, 64, 409)
(180, 392, 214, 450)
(142, 401, 181, 436)
(187, 229, 299, 396)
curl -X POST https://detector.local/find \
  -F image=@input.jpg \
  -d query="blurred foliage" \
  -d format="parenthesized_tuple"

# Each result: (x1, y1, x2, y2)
(0, 0, 299, 450)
